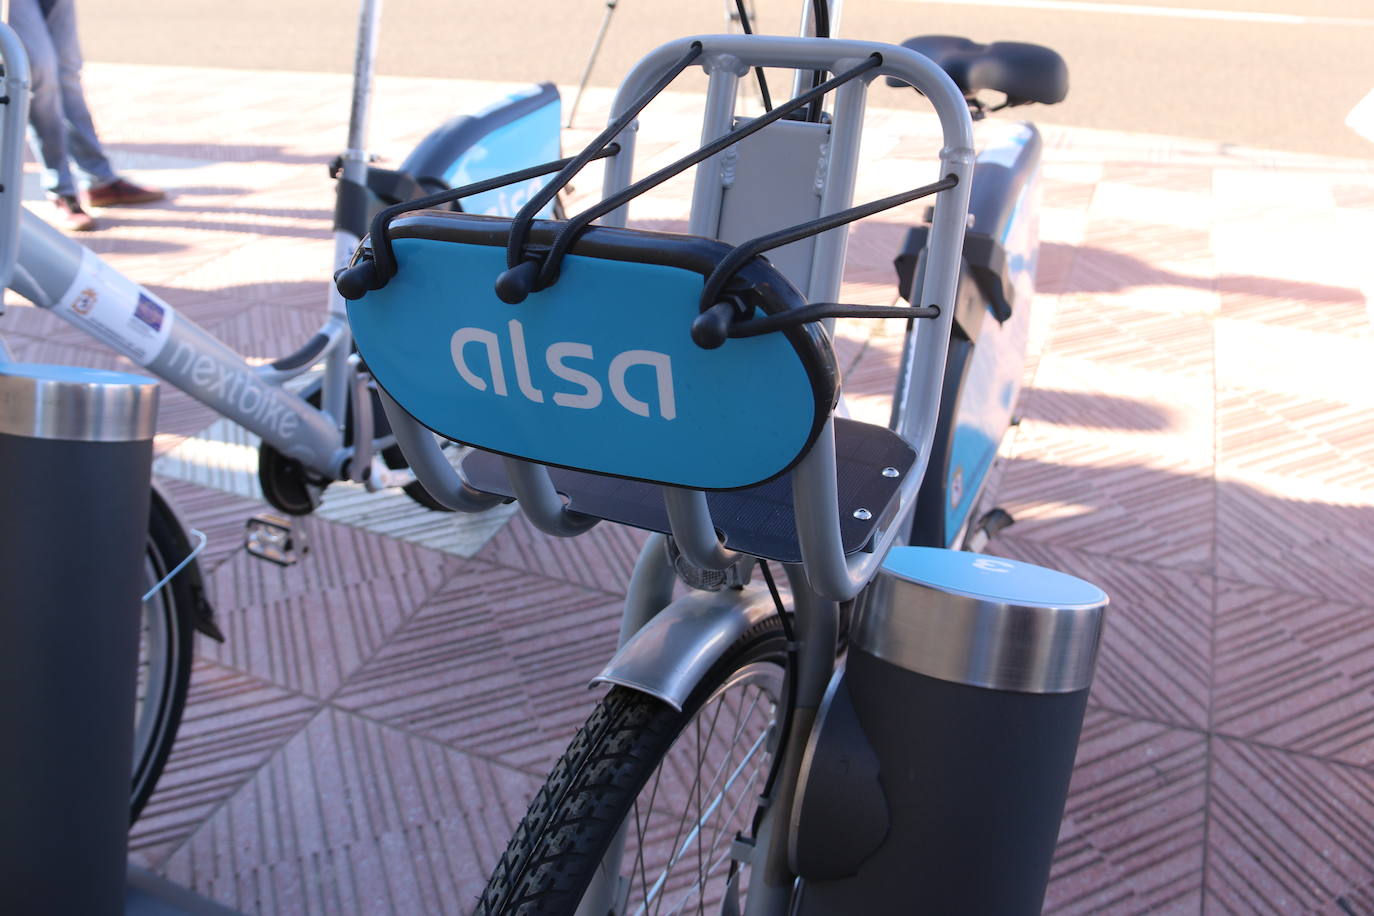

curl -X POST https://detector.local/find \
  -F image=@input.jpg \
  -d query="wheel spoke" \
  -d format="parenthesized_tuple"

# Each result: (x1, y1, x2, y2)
(633, 725, 770, 913)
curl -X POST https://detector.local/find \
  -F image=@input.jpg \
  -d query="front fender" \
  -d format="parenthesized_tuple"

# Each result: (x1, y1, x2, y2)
(592, 586, 777, 711)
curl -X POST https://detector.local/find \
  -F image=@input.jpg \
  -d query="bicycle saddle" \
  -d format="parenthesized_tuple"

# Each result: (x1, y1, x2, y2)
(891, 35, 1068, 106)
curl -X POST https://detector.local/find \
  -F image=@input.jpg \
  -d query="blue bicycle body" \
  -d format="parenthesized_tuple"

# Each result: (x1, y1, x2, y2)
(905, 119, 1044, 548)
(399, 82, 563, 218)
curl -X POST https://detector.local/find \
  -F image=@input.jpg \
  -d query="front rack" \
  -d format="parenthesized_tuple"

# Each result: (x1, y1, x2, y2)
(343, 34, 975, 601)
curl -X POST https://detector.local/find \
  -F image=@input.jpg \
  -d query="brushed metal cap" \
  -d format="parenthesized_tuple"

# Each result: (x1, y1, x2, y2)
(0, 363, 158, 442)
(854, 546, 1109, 694)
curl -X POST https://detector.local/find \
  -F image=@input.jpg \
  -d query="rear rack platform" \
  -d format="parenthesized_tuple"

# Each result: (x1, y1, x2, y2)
(462, 417, 917, 563)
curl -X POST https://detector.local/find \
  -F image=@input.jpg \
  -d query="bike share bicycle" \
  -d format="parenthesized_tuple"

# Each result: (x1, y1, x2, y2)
(335, 6, 1109, 912)
(0, 0, 565, 821)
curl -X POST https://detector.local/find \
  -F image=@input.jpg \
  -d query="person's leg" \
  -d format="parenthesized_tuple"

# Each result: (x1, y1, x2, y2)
(7, 0, 76, 197)
(39, 0, 117, 188)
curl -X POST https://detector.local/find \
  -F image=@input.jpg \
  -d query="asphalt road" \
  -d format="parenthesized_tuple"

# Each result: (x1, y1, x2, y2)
(75, 0, 1374, 158)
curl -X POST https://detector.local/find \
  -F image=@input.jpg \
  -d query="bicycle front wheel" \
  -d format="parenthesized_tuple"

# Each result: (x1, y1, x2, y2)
(478, 617, 788, 915)
(131, 490, 197, 823)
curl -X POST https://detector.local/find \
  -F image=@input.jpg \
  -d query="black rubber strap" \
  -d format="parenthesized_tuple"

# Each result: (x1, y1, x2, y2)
(505, 41, 704, 271)
(527, 55, 884, 296)
(697, 174, 959, 312)
(340, 146, 621, 297)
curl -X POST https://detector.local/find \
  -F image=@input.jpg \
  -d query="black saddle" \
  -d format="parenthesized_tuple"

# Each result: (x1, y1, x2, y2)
(890, 35, 1068, 106)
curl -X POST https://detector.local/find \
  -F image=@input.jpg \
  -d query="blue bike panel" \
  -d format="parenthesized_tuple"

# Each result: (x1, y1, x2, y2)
(400, 84, 562, 218)
(882, 546, 1107, 609)
(944, 123, 1042, 545)
(349, 232, 830, 490)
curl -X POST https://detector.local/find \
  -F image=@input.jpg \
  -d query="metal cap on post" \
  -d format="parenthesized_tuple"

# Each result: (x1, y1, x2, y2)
(0, 363, 158, 916)
(0, 362, 159, 441)
(853, 546, 1107, 693)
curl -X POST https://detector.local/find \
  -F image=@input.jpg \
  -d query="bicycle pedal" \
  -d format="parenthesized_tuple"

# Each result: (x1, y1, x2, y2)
(244, 513, 307, 566)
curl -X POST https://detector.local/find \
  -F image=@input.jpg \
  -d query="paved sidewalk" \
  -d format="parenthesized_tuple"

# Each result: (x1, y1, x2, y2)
(6, 62, 1374, 914)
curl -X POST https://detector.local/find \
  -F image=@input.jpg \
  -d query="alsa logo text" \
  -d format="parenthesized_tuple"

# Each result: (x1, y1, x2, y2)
(452, 319, 676, 420)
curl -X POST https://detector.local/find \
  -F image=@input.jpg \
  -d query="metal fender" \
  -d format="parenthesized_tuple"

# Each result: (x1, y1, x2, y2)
(591, 587, 778, 711)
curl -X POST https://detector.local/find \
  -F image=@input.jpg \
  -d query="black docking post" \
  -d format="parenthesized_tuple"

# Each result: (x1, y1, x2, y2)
(792, 546, 1109, 915)
(0, 363, 159, 913)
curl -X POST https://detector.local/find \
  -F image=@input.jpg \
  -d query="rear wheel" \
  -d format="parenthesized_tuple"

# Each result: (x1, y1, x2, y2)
(477, 618, 789, 915)
(131, 491, 198, 822)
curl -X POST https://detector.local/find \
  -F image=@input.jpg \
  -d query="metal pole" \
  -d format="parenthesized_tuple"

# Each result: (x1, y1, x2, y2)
(566, 0, 620, 128)
(0, 363, 158, 915)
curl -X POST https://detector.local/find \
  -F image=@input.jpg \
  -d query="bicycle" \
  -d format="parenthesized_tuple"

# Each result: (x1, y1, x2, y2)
(336, 3, 1108, 908)
(0, 0, 566, 822)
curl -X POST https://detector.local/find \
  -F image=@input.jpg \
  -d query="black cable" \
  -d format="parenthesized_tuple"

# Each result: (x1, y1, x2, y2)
(525, 55, 882, 294)
(805, 0, 832, 122)
(733, 0, 773, 112)
(697, 173, 958, 313)
(336, 146, 620, 297)
(505, 41, 703, 270)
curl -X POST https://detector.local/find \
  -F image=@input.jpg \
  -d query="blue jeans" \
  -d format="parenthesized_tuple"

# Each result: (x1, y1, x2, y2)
(7, 0, 115, 197)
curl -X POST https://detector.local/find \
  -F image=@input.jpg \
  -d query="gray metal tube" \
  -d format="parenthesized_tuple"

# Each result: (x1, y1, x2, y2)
(662, 487, 739, 570)
(375, 388, 505, 512)
(502, 457, 601, 537)
(0, 23, 30, 298)
(0, 363, 158, 915)
(343, 0, 382, 182)
(11, 209, 345, 469)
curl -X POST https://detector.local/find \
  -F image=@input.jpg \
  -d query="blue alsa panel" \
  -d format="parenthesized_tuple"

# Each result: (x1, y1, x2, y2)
(349, 239, 824, 490)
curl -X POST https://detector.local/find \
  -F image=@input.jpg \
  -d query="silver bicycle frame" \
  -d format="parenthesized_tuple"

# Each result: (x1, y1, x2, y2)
(0, 22, 29, 300)
(1, 0, 395, 483)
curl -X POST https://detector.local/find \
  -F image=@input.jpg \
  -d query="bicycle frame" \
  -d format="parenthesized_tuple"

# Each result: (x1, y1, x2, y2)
(2, 0, 564, 495)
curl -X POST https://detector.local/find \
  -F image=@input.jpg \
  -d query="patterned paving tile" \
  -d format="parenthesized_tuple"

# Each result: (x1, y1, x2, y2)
(1040, 293, 1217, 377)
(996, 453, 1215, 572)
(129, 659, 321, 869)
(475, 513, 650, 597)
(1046, 708, 1208, 915)
(1205, 739, 1374, 914)
(1215, 478, 1374, 612)
(159, 707, 542, 915)
(201, 568, 448, 700)
(332, 560, 622, 773)
(1213, 582, 1374, 768)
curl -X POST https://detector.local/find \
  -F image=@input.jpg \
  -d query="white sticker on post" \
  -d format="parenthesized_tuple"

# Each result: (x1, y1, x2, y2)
(53, 247, 175, 366)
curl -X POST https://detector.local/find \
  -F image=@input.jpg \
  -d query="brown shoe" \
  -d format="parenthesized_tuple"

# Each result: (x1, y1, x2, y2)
(51, 194, 96, 231)
(86, 177, 166, 207)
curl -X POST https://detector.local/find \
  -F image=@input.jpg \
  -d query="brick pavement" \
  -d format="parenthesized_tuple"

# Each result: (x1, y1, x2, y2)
(5, 61, 1374, 914)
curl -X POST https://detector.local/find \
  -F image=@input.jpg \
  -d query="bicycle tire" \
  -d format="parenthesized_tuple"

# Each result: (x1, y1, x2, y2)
(477, 617, 788, 915)
(130, 489, 198, 823)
